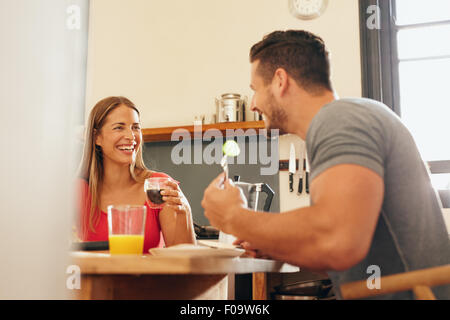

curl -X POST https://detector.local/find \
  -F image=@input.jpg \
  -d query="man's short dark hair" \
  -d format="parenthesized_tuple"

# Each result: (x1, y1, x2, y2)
(250, 30, 332, 93)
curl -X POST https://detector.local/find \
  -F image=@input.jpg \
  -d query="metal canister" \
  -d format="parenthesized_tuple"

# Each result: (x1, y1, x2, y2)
(215, 93, 246, 123)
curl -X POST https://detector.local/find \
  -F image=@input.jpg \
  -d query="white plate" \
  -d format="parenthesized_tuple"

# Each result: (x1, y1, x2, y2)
(197, 240, 239, 250)
(149, 244, 245, 258)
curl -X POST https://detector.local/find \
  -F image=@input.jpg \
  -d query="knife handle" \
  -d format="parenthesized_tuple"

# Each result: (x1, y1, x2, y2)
(298, 177, 303, 194)
(305, 172, 309, 194)
(289, 173, 293, 192)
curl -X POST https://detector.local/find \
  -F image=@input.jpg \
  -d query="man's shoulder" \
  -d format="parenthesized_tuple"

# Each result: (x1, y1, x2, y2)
(320, 97, 390, 116)
(309, 97, 397, 134)
(305, 97, 392, 177)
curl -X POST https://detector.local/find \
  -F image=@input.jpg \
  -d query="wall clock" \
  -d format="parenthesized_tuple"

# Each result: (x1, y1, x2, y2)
(289, 0, 329, 20)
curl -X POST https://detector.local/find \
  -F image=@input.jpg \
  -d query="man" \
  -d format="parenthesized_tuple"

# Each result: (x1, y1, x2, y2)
(201, 30, 450, 299)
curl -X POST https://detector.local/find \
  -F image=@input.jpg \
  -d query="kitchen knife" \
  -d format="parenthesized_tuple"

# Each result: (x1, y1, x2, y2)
(298, 147, 304, 195)
(289, 143, 296, 192)
(305, 150, 310, 194)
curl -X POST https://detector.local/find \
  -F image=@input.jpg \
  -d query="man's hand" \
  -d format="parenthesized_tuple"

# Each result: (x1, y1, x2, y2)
(233, 239, 271, 259)
(201, 173, 247, 234)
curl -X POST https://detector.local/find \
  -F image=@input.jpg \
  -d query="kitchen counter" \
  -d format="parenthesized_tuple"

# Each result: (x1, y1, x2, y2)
(70, 251, 299, 300)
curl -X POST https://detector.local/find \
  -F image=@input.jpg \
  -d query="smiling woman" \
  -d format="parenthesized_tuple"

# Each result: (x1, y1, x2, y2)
(76, 96, 196, 252)
(78, 97, 148, 231)
(94, 104, 142, 168)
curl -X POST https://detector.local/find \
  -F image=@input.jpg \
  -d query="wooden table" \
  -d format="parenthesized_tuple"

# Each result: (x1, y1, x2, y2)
(70, 251, 299, 300)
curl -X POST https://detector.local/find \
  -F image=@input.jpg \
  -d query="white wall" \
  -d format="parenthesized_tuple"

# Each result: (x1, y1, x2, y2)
(86, 0, 362, 211)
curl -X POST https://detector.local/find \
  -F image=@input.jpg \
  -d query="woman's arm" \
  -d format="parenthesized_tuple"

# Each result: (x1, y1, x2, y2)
(158, 180, 196, 246)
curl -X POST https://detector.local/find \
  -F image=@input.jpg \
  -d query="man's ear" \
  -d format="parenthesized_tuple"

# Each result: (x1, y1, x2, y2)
(273, 68, 289, 97)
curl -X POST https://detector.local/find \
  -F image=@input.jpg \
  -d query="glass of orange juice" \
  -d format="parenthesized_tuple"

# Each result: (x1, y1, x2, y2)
(107, 205, 146, 255)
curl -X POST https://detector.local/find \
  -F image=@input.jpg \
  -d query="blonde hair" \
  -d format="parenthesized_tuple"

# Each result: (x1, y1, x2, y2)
(78, 96, 150, 234)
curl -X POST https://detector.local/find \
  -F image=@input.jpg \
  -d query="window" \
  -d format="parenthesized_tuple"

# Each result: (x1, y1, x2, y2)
(394, 0, 450, 162)
(360, 0, 450, 207)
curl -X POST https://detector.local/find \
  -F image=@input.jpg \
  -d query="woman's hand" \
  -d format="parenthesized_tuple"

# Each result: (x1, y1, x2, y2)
(160, 179, 190, 214)
(158, 179, 196, 246)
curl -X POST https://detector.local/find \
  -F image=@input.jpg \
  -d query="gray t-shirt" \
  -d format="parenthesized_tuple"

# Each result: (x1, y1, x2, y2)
(306, 97, 450, 300)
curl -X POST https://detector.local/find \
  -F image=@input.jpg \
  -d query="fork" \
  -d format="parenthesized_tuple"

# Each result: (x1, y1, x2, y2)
(220, 155, 229, 181)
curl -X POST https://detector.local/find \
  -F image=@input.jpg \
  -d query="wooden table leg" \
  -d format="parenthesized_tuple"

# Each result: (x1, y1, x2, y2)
(252, 272, 267, 300)
(74, 274, 228, 300)
(74, 276, 114, 300)
(77, 276, 93, 300)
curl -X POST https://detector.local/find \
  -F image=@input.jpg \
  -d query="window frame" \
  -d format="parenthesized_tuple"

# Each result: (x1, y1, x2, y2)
(359, 0, 400, 115)
(359, 0, 450, 206)
(360, 0, 450, 116)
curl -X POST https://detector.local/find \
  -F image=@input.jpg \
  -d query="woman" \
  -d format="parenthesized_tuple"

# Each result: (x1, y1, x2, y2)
(77, 96, 196, 252)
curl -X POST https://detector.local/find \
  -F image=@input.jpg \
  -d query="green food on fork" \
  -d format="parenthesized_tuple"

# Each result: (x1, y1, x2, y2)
(221, 140, 241, 181)
(222, 140, 241, 157)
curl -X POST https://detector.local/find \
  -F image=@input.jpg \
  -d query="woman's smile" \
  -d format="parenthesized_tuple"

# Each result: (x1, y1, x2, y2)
(116, 143, 136, 154)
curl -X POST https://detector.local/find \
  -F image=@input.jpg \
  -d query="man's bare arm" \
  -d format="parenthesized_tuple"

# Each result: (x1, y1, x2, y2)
(228, 164, 384, 271)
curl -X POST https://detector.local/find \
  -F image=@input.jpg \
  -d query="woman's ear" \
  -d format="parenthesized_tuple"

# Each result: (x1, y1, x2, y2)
(94, 129, 102, 147)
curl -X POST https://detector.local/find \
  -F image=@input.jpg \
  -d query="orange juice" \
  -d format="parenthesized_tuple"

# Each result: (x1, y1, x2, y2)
(109, 234, 144, 255)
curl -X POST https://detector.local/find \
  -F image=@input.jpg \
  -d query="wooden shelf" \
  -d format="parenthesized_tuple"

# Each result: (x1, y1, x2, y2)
(143, 121, 265, 142)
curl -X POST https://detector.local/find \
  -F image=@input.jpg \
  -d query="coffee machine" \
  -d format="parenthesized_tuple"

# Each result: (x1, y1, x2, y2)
(219, 176, 275, 244)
